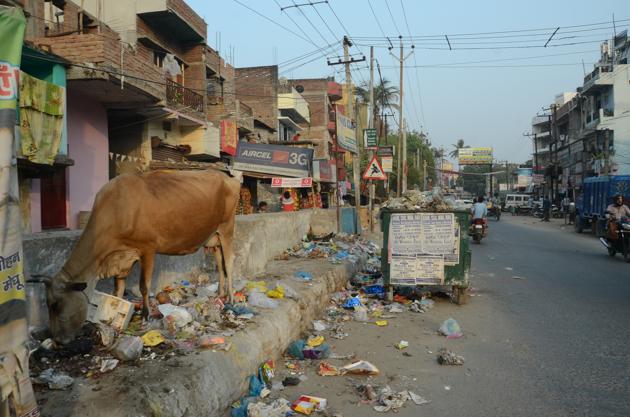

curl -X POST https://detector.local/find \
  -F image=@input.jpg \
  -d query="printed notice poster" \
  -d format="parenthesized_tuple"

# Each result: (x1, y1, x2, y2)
(388, 213, 459, 265)
(390, 255, 445, 285)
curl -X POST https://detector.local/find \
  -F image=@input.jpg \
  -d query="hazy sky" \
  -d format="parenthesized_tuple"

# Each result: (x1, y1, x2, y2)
(188, 0, 628, 163)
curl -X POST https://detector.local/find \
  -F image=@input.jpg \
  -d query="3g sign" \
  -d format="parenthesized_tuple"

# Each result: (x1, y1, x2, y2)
(289, 152, 308, 166)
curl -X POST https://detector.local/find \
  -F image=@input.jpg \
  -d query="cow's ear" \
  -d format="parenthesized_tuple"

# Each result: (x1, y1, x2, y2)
(65, 282, 87, 291)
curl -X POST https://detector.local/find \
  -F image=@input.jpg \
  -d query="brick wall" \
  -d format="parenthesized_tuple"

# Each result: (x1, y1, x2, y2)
(288, 78, 333, 158)
(206, 63, 235, 126)
(167, 0, 206, 41)
(235, 66, 278, 133)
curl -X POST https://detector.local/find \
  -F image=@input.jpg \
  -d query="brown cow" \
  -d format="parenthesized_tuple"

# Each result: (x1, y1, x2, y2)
(43, 168, 241, 344)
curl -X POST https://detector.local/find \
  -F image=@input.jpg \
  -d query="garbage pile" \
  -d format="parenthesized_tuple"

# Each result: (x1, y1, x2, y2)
(381, 188, 461, 211)
(276, 233, 380, 266)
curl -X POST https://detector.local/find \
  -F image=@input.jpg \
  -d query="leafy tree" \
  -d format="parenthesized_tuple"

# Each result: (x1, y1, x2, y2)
(449, 139, 468, 159)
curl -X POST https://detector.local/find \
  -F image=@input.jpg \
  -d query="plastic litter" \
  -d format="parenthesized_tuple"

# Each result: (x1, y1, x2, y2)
(223, 303, 256, 316)
(291, 395, 327, 415)
(266, 285, 285, 299)
(231, 398, 250, 417)
(395, 340, 409, 350)
(112, 335, 143, 362)
(386, 303, 404, 313)
(408, 391, 430, 405)
(437, 348, 465, 365)
(375, 320, 388, 327)
(249, 374, 264, 397)
(318, 361, 342, 376)
(141, 330, 165, 347)
(282, 376, 301, 386)
(287, 339, 306, 360)
(342, 360, 379, 375)
(312, 320, 328, 331)
(438, 318, 463, 339)
(294, 271, 313, 281)
(34, 368, 74, 390)
(97, 323, 116, 348)
(343, 296, 362, 309)
(302, 343, 330, 359)
(259, 360, 275, 385)
(352, 306, 368, 322)
(306, 335, 324, 347)
(248, 291, 279, 309)
(99, 358, 119, 373)
(247, 398, 292, 417)
(362, 285, 385, 295)
(373, 386, 409, 412)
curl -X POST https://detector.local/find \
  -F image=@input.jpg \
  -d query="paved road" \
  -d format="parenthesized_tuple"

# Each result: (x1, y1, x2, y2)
(275, 215, 630, 417)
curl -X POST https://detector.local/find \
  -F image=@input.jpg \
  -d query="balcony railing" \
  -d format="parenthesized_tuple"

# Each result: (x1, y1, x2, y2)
(166, 78, 204, 113)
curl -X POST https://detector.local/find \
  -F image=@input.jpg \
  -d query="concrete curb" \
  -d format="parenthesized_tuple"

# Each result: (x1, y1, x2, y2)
(38, 258, 361, 417)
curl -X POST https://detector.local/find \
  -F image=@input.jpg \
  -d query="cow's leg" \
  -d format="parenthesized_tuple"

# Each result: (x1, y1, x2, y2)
(217, 222, 236, 304)
(140, 253, 155, 319)
(114, 277, 126, 298)
(210, 245, 226, 298)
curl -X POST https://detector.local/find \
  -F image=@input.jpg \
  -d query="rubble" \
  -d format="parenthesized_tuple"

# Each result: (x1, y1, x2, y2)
(437, 348, 465, 365)
(381, 188, 459, 211)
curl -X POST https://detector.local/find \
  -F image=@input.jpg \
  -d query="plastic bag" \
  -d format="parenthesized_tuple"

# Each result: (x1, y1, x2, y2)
(248, 291, 279, 309)
(249, 374, 264, 397)
(112, 335, 143, 361)
(439, 317, 463, 339)
(34, 368, 74, 390)
(352, 306, 368, 322)
(294, 271, 313, 281)
(287, 339, 306, 359)
(302, 343, 330, 359)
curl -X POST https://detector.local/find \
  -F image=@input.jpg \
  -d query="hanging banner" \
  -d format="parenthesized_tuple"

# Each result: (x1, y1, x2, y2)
(220, 119, 237, 156)
(233, 142, 313, 177)
(363, 128, 377, 149)
(335, 112, 357, 154)
(0, 7, 40, 417)
(381, 156, 393, 173)
(271, 177, 313, 188)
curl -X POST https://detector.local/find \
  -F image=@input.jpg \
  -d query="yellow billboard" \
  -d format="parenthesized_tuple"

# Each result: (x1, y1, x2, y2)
(458, 147, 493, 165)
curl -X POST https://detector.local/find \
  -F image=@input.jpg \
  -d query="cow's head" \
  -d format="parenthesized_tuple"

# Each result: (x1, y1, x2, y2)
(37, 274, 88, 345)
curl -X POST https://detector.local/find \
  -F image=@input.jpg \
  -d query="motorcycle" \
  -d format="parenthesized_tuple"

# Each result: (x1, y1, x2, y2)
(470, 218, 486, 243)
(489, 205, 501, 221)
(599, 215, 630, 262)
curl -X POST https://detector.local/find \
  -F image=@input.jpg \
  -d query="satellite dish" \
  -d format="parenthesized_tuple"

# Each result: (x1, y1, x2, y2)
(295, 85, 304, 93)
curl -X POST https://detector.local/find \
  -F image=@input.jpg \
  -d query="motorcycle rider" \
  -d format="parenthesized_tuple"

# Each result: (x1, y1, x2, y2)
(602, 195, 630, 245)
(471, 196, 488, 234)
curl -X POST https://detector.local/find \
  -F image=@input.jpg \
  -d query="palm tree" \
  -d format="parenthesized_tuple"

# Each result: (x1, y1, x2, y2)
(355, 78, 399, 139)
(449, 139, 468, 159)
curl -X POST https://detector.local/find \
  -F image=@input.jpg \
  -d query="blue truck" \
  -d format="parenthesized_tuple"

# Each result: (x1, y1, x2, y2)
(575, 175, 630, 234)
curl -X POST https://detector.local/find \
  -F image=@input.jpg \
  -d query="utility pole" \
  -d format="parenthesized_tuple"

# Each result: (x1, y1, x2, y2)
(390, 36, 413, 196)
(368, 46, 375, 231)
(604, 128, 610, 176)
(423, 159, 427, 191)
(402, 118, 407, 193)
(327, 36, 366, 233)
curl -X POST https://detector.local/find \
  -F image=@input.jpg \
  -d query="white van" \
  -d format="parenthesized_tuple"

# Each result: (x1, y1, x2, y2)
(504, 194, 530, 211)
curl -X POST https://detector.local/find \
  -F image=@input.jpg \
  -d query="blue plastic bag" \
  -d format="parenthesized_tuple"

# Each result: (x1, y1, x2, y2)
(294, 271, 313, 281)
(342, 296, 362, 309)
(363, 285, 385, 295)
(248, 374, 264, 397)
(287, 339, 306, 359)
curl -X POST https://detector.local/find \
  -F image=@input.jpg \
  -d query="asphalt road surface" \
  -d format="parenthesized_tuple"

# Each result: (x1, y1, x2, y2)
(273, 215, 630, 417)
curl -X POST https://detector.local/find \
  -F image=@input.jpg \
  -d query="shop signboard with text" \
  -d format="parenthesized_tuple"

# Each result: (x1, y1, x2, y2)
(271, 177, 313, 188)
(336, 112, 357, 154)
(233, 142, 313, 177)
(458, 147, 493, 165)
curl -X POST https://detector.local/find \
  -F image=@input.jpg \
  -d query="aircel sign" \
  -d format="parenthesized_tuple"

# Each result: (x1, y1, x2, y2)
(233, 142, 313, 177)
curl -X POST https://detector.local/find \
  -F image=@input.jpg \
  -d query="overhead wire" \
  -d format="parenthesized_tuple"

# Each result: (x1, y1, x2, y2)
(398, 0, 424, 132)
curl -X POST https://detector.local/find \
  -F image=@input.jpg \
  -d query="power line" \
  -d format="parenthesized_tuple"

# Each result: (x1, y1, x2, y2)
(384, 0, 402, 35)
(290, 0, 330, 46)
(367, 0, 388, 40)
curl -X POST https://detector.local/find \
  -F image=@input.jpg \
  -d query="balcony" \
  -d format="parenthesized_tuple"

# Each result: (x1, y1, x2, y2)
(582, 64, 613, 95)
(166, 78, 204, 115)
(179, 123, 220, 160)
(236, 100, 254, 133)
(137, 0, 206, 43)
(327, 81, 342, 101)
(278, 87, 310, 124)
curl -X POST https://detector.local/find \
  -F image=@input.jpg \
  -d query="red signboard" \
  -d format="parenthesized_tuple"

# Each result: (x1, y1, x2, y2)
(271, 177, 313, 188)
(220, 119, 237, 155)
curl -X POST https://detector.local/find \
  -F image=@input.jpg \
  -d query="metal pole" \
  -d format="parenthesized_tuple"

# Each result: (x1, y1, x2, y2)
(368, 46, 375, 231)
(604, 129, 610, 176)
(396, 37, 404, 197)
(402, 118, 407, 193)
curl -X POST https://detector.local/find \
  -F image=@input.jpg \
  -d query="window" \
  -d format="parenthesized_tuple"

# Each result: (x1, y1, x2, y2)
(153, 51, 165, 68)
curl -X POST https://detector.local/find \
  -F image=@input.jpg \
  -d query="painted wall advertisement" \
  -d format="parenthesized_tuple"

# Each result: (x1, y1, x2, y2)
(220, 119, 238, 155)
(336, 112, 357, 154)
(387, 213, 460, 285)
(233, 142, 313, 177)
(458, 147, 493, 165)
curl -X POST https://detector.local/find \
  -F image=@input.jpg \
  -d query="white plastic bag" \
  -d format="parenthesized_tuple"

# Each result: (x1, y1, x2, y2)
(248, 291, 279, 309)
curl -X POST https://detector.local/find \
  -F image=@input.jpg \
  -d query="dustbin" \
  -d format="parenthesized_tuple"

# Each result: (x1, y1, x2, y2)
(380, 208, 471, 304)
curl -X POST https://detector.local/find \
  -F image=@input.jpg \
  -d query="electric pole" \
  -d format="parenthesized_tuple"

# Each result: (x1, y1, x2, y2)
(390, 36, 414, 196)
(368, 46, 375, 231)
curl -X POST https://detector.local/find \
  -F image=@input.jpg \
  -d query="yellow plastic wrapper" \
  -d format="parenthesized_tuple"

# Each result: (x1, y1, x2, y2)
(246, 280, 268, 292)
(267, 285, 285, 299)
(306, 335, 325, 347)
(375, 320, 388, 327)
(141, 330, 165, 347)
